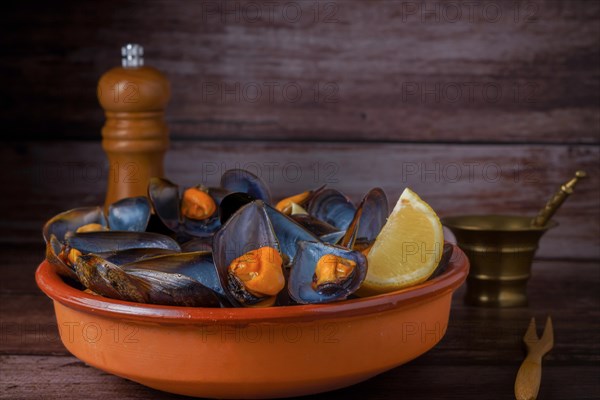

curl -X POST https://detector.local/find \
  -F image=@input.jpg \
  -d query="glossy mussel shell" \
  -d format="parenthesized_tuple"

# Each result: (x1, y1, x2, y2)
(45, 230, 180, 282)
(264, 204, 320, 264)
(107, 196, 151, 232)
(290, 214, 339, 237)
(45, 234, 78, 280)
(122, 251, 224, 298)
(356, 188, 388, 244)
(212, 200, 282, 307)
(218, 192, 257, 224)
(43, 207, 107, 243)
(75, 252, 221, 307)
(148, 177, 224, 238)
(288, 241, 368, 304)
(66, 231, 181, 254)
(43, 199, 152, 244)
(220, 169, 272, 204)
(308, 189, 356, 230)
(340, 188, 389, 250)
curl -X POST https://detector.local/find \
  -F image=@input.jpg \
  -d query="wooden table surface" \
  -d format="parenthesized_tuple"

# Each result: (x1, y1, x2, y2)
(1, 243, 598, 400)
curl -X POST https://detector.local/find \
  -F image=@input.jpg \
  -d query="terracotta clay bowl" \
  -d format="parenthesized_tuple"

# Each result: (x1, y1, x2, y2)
(36, 245, 469, 399)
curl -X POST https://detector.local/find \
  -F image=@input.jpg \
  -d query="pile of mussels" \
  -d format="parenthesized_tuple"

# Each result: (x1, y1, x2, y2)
(44, 169, 451, 308)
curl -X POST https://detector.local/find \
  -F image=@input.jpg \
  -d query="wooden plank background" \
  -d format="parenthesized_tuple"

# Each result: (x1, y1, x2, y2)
(0, 0, 598, 143)
(0, 0, 598, 260)
(1, 141, 599, 259)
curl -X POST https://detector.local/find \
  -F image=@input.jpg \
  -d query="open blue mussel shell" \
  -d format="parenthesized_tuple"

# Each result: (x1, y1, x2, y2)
(214, 199, 370, 305)
(212, 200, 283, 307)
(42, 197, 222, 307)
(220, 168, 272, 204)
(216, 193, 321, 264)
(288, 241, 368, 304)
(43, 197, 152, 243)
(43, 199, 152, 280)
(144, 169, 271, 241)
(147, 177, 228, 240)
(303, 187, 388, 250)
(107, 197, 151, 232)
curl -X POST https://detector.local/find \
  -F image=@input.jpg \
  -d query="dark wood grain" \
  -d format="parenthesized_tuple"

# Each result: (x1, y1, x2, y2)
(1, 0, 598, 143)
(2, 355, 599, 400)
(1, 141, 598, 260)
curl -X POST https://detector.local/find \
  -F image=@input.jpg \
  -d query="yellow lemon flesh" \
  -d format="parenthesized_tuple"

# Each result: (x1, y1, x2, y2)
(357, 188, 443, 297)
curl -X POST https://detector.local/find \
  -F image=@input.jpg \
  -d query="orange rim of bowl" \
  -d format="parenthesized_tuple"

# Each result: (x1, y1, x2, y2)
(36, 245, 469, 324)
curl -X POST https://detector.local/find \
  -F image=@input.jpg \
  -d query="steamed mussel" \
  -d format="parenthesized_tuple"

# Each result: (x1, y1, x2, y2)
(288, 241, 367, 304)
(147, 172, 272, 240)
(74, 251, 221, 307)
(43, 197, 153, 280)
(213, 201, 285, 307)
(47, 228, 223, 307)
(43, 168, 449, 308)
(147, 177, 227, 239)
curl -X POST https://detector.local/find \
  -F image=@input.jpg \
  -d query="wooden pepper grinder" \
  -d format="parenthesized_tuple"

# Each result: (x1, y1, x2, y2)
(97, 44, 170, 210)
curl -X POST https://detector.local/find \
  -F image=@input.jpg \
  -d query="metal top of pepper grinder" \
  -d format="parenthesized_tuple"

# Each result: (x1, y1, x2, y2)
(121, 44, 144, 68)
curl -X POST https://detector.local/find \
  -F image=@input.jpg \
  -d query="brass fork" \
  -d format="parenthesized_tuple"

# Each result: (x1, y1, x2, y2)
(514, 316, 554, 400)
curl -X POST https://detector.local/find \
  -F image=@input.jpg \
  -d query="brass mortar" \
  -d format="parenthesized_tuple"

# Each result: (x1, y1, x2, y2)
(442, 215, 557, 307)
(442, 170, 586, 307)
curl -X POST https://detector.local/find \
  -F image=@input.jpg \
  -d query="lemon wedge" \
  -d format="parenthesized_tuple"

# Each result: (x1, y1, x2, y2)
(357, 188, 443, 296)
